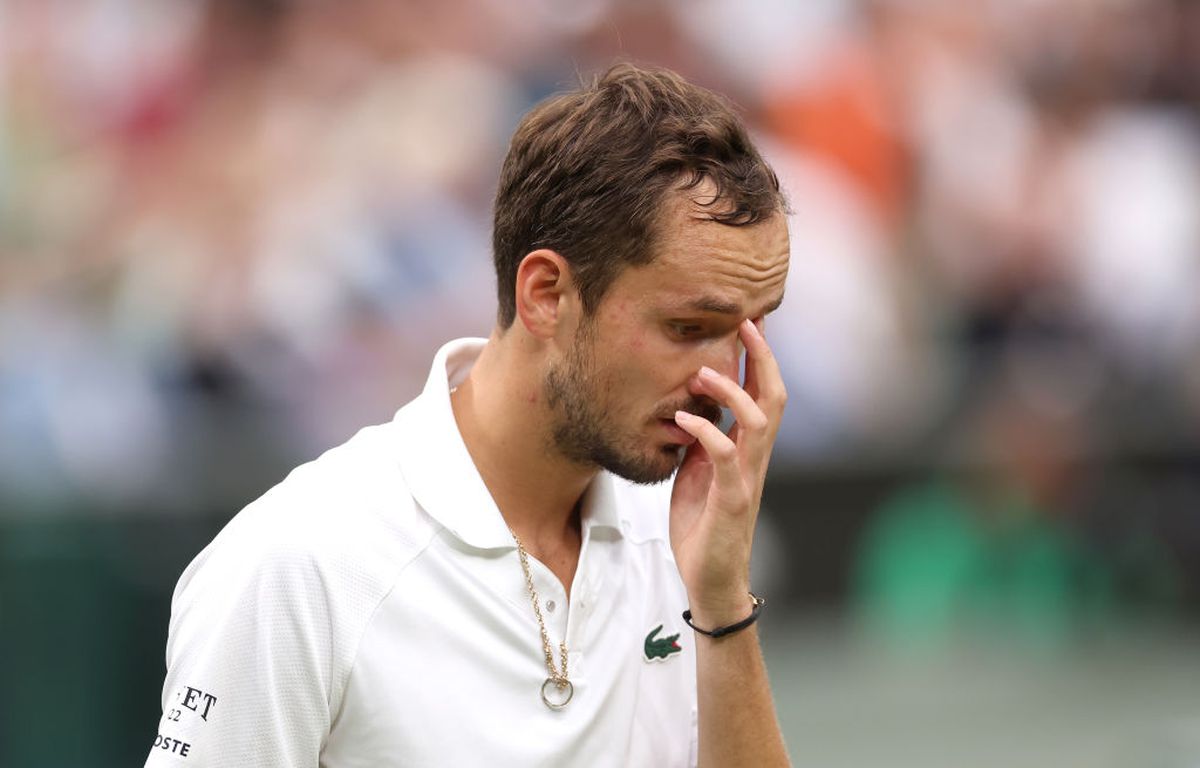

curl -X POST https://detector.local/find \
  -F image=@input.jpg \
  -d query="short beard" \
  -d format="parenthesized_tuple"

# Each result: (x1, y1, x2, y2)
(543, 323, 721, 485)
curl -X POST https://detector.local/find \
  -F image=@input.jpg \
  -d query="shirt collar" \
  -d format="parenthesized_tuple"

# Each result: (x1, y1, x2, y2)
(578, 467, 624, 534)
(392, 337, 625, 551)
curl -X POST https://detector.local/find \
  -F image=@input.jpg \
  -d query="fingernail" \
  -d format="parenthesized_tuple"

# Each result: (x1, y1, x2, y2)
(698, 366, 718, 380)
(674, 410, 696, 422)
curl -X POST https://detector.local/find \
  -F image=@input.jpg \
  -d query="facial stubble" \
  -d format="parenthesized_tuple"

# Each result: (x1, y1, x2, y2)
(543, 327, 722, 485)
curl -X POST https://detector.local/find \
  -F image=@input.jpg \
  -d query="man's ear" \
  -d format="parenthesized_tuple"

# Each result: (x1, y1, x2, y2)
(514, 249, 578, 339)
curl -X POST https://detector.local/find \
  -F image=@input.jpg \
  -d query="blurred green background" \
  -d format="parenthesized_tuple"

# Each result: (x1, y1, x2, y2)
(2, 0, 1199, 766)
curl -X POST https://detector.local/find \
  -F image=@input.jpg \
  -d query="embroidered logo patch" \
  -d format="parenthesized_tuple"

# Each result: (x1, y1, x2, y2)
(643, 624, 682, 662)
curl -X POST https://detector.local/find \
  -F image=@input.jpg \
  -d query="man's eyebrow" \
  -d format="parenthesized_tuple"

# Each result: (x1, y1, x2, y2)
(682, 294, 785, 316)
(685, 296, 742, 315)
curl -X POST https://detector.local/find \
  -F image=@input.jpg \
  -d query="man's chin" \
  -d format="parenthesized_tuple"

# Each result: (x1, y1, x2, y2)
(603, 445, 684, 486)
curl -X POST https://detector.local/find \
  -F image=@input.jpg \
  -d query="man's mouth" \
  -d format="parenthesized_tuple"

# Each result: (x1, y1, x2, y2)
(658, 418, 699, 446)
(655, 400, 720, 445)
(666, 401, 721, 426)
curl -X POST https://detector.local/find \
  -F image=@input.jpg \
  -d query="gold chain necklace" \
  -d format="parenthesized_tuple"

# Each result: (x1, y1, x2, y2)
(509, 528, 573, 709)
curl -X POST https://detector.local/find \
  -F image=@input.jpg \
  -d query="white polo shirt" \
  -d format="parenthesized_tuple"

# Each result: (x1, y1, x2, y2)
(146, 338, 699, 768)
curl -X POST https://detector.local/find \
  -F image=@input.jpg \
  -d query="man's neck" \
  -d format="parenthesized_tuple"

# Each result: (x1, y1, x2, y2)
(449, 331, 594, 566)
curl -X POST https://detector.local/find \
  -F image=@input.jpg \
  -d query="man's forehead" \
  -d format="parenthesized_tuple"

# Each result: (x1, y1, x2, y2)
(614, 182, 790, 316)
(650, 211, 790, 276)
(641, 229, 788, 316)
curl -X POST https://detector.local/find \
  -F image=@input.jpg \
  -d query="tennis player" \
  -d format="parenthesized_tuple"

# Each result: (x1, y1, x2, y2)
(146, 62, 791, 767)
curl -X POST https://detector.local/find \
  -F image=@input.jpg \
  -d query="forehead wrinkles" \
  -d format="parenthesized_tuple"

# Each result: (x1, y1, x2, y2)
(675, 261, 787, 305)
(657, 216, 789, 282)
(717, 257, 789, 285)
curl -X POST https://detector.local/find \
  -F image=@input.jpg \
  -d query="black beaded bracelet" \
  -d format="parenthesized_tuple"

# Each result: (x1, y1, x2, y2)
(682, 593, 765, 638)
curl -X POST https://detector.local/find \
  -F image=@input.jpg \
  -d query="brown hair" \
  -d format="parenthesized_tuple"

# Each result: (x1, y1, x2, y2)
(491, 62, 786, 328)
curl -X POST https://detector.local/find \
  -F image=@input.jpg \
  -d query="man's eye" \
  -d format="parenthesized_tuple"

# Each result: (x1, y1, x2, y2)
(669, 322, 705, 337)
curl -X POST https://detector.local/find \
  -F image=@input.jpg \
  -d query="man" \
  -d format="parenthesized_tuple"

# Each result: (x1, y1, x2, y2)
(146, 63, 791, 767)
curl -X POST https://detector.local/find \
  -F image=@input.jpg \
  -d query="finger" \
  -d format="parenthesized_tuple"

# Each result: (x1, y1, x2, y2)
(693, 366, 766, 431)
(690, 365, 770, 463)
(671, 439, 713, 514)
(673, 410, 745, 497)
(738, 318, 786, 418)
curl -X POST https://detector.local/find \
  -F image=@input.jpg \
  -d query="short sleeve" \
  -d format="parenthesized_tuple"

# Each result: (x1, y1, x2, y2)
(143, 539, 334, 767)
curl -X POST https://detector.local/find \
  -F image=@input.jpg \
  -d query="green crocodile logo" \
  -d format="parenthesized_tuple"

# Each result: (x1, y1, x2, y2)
(644, 625, 682, 661)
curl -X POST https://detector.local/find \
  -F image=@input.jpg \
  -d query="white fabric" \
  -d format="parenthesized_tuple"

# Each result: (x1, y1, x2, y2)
(145, 338, 698, 768)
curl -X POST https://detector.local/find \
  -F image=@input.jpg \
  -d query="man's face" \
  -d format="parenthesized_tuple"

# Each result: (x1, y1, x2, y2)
(544, 197, 790, 484)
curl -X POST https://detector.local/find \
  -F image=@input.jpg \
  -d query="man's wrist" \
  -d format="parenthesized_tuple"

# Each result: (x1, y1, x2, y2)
(684, 587, 757, 630)
(684, 593, 765, 638)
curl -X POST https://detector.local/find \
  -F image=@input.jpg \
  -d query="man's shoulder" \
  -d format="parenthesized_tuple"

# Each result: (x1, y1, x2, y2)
(175, 418, 437, 612)
(257, 419, 430, 541)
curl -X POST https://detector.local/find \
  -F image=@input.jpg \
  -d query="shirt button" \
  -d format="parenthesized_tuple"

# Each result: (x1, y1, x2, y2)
(545, 599, 556, 613)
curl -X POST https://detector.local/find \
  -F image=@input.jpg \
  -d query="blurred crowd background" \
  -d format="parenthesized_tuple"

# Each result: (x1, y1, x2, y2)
(2, 0, 1198, 766)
